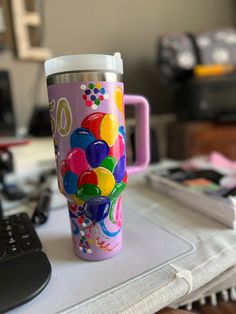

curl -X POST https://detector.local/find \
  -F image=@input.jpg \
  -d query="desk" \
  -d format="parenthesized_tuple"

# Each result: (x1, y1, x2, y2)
(8, 140, 236, 313)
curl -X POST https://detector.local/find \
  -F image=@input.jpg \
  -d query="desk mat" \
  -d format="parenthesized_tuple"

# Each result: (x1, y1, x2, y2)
(12, 207, 194, 314)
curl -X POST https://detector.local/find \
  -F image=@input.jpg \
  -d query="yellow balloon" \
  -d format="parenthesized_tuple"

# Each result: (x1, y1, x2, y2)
(100, 114, 119, 147)
(114, 86, 124, 114)
(94, 167, 115, 196)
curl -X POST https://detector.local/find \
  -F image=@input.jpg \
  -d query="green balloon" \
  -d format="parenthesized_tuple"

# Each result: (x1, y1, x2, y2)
(77, 184, 101, 201)
(109, 181, 126, 200)
(100, 156, 117, 172)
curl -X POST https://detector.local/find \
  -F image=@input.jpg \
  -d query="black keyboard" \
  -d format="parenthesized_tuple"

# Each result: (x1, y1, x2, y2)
(0, 213, 42, 261)
(0, 212, 51, 313)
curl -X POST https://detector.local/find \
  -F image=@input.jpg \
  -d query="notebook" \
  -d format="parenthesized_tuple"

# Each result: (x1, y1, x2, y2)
(146, 165, 236, 228)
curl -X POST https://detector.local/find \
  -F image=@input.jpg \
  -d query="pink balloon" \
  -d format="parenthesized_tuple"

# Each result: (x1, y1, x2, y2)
(67, 148, 89, 177)
(109, 134, 125, 160)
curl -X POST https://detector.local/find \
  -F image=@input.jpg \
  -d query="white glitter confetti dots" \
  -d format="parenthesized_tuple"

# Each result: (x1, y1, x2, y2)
(92, 104, 98, 110)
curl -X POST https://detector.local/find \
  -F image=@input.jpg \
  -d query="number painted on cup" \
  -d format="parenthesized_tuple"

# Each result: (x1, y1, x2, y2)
(56, 98, 72, 137)
(49, 97, 72, 137)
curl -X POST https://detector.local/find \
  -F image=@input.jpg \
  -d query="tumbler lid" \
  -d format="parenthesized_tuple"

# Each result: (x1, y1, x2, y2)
(44, 53, 123, 77)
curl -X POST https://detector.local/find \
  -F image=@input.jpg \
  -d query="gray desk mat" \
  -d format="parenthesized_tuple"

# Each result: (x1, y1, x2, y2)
(12, 207, 194, 314)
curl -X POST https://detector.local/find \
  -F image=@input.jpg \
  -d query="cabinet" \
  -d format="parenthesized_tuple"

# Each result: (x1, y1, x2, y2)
(167, 121, 236, 160)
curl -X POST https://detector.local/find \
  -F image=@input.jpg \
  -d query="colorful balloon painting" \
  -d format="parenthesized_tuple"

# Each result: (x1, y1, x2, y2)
(60, 111, 127, 230)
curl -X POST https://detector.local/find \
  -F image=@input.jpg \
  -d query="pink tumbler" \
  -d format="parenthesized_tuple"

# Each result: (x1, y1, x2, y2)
(45, 53, 150, 261)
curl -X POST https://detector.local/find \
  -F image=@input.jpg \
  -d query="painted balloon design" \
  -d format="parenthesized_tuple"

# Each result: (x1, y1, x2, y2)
(86, 140, 109, 168)
(67, 148, 89, 177)
(84, 196, 110, 222)
(60, 112, 127, 243)
(70, 128, 95, 150)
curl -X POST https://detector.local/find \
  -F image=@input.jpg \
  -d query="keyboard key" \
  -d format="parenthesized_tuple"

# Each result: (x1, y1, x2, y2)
(6, 237, 17, 245)
(0, 212, 42, 261)
(3, 219, 11, 226)
(21, 234, 30, 240)
(5, 224, 13, 231)
(0, 247, 5, 258)
(17, 224, 29, 235)
(21, 239, 34, 250)
(4, 230, 17, 238)
(7, 244, 20, 255)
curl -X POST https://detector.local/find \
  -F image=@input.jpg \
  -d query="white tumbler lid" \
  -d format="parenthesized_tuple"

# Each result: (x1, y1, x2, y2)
(44, 52, 123, 77)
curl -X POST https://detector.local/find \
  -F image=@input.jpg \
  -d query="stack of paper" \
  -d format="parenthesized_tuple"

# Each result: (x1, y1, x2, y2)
(146, 168, 236, 229)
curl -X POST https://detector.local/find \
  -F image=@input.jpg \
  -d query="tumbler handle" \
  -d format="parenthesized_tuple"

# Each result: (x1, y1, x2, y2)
(124, 95, 150, 175)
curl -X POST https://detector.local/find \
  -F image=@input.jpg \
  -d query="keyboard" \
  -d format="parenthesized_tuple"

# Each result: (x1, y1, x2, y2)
(0, 213, 42, 261)
(0, 212, 51, 313)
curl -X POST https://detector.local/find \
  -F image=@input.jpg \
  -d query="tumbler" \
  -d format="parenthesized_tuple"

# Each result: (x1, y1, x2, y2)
(45, 53, 149, 260)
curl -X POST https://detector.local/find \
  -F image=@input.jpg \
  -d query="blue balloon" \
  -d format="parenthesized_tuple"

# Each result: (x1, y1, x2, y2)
(119, 126, 126, 141)
(63, 171, 78, 195)
(83, 196, 110, 222)
(113, 156, 126, 183)
(85, 140, 109, 168)
(70, 128, 95, 150)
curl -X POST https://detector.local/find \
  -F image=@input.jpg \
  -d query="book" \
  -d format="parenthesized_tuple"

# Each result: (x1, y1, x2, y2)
(146, 165, 236, 229)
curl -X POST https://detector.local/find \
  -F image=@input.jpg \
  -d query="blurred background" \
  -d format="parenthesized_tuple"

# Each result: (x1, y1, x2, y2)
(1, 0, 236, 162)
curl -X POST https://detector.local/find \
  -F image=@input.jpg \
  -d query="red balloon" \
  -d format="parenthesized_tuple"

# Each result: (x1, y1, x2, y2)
(60, 160, 70, 176)
(81, 112, 105, 140)
(78, 170, 98, 187)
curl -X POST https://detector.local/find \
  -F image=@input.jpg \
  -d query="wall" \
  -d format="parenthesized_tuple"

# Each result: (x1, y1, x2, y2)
(0, 0, 236, 131)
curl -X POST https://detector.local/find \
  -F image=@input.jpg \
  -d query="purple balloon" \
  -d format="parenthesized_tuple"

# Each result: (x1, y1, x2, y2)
(83, 196, 110, 222)
(113, 156, 126, 183)
(86, 140, 109, 168)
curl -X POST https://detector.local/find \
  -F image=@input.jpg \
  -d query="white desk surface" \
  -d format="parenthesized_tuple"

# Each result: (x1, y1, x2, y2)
(7, 139, 236, 313)
(10, 206, 193, 314)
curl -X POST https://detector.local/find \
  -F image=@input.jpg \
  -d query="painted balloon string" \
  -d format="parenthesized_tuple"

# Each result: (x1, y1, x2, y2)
(96, 237, 119, 252)
(109, 199, 117, 224)
(100, 219, 121, 237)
(94, 223, 110, 240)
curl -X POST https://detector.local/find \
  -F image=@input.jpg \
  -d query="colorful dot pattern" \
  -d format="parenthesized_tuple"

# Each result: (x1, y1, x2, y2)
(81, 83, 109, 110)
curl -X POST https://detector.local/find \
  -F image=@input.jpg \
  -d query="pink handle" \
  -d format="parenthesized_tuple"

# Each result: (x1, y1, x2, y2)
(124, 94, 150, 175)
